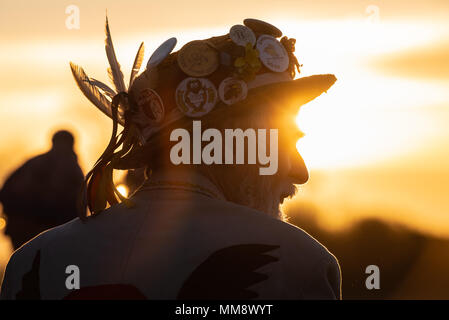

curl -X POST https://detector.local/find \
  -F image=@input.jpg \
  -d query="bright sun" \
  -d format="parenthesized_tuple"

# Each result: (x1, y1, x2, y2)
(286, 19, 449, 170)
(116, 184, 129, 198)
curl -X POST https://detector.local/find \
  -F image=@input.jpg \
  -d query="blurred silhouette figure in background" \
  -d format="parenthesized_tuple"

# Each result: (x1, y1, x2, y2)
(0, 130, 84, 249)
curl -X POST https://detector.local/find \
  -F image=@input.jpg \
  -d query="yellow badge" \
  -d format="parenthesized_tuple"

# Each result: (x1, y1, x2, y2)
(177, 41, 220, 77)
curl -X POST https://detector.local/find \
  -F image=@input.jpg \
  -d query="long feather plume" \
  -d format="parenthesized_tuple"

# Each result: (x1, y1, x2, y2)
(129, 42, 145, 88)
(105, 16, 127, 93)
(69, 62, 113, 119)
(90, 78, 116, 98)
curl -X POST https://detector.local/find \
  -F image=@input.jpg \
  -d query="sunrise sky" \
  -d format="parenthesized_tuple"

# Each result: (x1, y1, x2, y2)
(1, 0, 449, 243)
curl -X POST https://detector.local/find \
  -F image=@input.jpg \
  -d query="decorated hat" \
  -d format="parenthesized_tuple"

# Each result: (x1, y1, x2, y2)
(70, 17, 337, 215)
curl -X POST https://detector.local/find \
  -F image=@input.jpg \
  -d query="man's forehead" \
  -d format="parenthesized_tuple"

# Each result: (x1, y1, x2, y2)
(246, 100, 300, 127)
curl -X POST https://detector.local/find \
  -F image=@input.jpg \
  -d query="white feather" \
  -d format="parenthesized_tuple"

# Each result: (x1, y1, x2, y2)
(70, 62, 116, 121)
(105, 16, 127, 93)
(90, 78, 116, 98)
(129, 42, 145, 88)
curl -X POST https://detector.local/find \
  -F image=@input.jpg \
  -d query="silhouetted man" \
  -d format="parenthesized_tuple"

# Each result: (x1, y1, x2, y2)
(0, 130, 84, 249)
(1, 19, 341, 300)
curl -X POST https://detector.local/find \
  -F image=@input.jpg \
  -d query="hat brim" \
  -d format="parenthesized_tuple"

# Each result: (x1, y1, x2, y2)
(249, 73, 336, 111)
(115, 74, 337, 169)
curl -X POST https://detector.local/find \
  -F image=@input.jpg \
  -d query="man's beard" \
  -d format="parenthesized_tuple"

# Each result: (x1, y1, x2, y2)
(203, 164, 298, 221)
(239, 175, 298, 221)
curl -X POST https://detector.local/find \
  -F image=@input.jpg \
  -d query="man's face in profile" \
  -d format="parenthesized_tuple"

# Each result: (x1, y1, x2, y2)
(211, 107, 309, 219)
(270, 112, 309, 214)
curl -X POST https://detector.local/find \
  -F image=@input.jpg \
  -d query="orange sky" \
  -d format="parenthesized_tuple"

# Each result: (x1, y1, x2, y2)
(0, 0, 449, 237)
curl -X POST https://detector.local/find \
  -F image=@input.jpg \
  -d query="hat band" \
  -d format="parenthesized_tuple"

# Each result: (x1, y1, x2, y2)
(140, 71, 292, 142)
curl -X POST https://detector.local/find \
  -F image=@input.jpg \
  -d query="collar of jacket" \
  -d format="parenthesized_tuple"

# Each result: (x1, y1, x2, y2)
(136, 170, 226, 201)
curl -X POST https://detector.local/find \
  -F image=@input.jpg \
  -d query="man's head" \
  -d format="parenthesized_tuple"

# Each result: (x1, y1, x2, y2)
(201, 114, 306, 220)
(203, 102, 308, 220)
(71, 18, 336, 218)
(141, 97, 308, 220)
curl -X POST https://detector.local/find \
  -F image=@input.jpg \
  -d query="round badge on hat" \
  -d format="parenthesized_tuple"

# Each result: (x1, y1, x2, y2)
(256, 35, 289, 73)
(147, 37, 177, 69)
(176, 77, 217, 117)
(177, 40, 219, 77)
(229, 25, 256, 47)
(218, 77, 248, 105)
(136, 88, 165, 126)
(243, 18, 283, 38)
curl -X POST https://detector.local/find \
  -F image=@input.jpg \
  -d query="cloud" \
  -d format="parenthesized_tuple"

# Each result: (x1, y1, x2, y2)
(369, 41, 449, 80)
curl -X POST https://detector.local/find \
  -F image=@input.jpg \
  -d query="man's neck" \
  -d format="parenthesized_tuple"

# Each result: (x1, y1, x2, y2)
(139, 168, 226, 201)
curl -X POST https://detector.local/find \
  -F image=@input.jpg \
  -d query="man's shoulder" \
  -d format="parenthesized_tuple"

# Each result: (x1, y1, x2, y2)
(5, 217, 81, 262)
(202, 200, 341, 299)
(12, 198, 334, 262)
(204, 199, 337, 263)
(0, 212, 126, 299)
(2, 199, 341, 299)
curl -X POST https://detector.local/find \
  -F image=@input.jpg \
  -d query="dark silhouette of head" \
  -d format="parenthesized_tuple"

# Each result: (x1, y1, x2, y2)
(52, 130, 74, 150)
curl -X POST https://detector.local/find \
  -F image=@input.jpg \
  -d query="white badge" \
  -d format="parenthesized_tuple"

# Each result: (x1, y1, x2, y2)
(218, 77, 248, 105)
(256, 35, 289, 73)
(176, 78, 218, 117)
(147, 37, 177, 69)
(229, 25, 256, 47)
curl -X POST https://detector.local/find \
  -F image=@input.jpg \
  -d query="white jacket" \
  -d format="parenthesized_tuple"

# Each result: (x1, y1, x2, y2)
(0, 171, 341, 300)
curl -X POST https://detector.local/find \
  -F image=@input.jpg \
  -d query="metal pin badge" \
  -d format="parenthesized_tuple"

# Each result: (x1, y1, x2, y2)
(147, 37, 177, 69)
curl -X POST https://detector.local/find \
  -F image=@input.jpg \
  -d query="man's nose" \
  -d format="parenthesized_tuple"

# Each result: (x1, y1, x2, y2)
(288, 151, 309, 184)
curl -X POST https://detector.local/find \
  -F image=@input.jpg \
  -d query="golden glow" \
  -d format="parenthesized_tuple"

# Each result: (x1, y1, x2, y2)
(0, 217, 6, 231)
(0, 4, 449, 238)
(116, 184, 129, 198)
(288, 19, 449, 170)
(294, 80, 447, 169)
